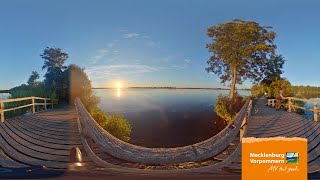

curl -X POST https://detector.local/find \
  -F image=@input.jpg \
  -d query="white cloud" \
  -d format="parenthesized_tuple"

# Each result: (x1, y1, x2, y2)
(147, 41, 156, 47)
(107, 43, 115, 48)
(161, 55, 175, 62)
(90, 49, 109, 63)
(171, 65, 187, 69)
(142, 35, 150, 39)
(86, 64, 161, 79)
(123, 33, 140, 39)
(184, 59, 191, 63)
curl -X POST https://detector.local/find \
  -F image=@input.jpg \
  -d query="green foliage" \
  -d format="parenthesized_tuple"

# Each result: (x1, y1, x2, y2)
(27, 71, 40, 88)
(10, 82, 56, 99)
(40, 47, 69, 100)
(90, 107, 132, 142)
(214, 94, 245, 123)
(41, 47, 68, 70)
(64, 64, 100, 110)
(104, 114, 132, 142)
(251, 84, 265, 98)
(206, 19, 276, 99)
(261, 55, 286, 86)
(6, 83, 56, 118)
(292, 85, 320, 98)
(251, 78, 293, 99)
(270, 78, 293, 98)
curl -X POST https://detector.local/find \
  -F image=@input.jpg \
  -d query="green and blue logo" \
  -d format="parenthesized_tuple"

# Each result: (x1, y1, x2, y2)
(286, 152, 299, 164)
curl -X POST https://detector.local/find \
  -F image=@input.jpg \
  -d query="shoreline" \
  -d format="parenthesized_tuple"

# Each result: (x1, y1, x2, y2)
(92, 87, 250, 90)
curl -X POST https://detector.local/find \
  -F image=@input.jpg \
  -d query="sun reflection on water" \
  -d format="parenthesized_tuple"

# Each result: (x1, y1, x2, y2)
(117, 88, 121, 97)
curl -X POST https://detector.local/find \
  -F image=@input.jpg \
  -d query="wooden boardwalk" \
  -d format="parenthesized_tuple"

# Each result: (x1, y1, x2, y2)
(2, 96, 320, 176)
(0, 108, 95, 169)
(247, 97, 320, 173)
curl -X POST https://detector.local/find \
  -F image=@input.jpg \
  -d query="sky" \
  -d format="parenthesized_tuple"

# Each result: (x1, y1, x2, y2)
(1, 0, 320, 89)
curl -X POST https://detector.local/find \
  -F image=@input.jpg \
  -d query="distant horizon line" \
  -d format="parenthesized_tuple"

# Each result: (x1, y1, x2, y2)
(92, 87, 251, 90)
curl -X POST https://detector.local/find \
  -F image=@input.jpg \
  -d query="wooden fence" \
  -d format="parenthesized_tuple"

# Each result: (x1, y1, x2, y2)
(267, 97, 320, 121)
(0, 96, 57, 122)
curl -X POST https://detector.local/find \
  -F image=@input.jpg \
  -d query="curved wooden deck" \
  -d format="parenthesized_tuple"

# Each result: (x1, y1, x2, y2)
(0, 98, 251, 176)
(246, 97, 320, 173)
(3, 96, 320, 176)
(0, 108, 94, 169)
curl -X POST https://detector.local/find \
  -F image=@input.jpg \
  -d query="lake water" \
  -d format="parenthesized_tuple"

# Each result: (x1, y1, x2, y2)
(94, 88, 250, 148)
(0, 93, 10, 100)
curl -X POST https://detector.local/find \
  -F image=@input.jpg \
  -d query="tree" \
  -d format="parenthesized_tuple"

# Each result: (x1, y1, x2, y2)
(64, 64, 100, 109)
(206, 19, 276, 99)
(41, 47, 68, 70)
(261, 54, 286, 86)
(40, 47, 69, 100)
(270, 78, 292, 98)
(27, 71, 40, 88)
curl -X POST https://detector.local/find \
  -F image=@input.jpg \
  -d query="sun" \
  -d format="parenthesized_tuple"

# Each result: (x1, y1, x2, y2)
(116, 82, 122, 89)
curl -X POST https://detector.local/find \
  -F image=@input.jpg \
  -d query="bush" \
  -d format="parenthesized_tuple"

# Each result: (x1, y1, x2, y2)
(270, 78, 293, 98)
(214, 94, 245, 124)
(5, 83, 56, 118)
(90, 107, 132, 142)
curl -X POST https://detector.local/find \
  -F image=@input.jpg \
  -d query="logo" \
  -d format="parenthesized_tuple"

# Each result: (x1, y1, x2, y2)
(286, 152, 299, 164)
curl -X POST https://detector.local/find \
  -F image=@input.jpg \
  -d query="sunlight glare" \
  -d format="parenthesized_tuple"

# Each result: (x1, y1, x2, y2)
(116, 82, 122, 89)
(117, 88, 121, 97)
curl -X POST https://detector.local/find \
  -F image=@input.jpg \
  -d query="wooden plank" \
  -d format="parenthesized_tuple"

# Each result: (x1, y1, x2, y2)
(18, 116, 79, 131)
(4, 120, 81, 150)
(8, 119, 81, 144)
(248, 118, 313, 137)
(16, 116, 79, 133)
(0, 96, 54, 103)
(0, 125, 69, 162)
(0, 148, 28, 168)
(0, 128, 68, 168)
(3, 104, 33, 112)
(1, 123, 70, 156)
(248, 116, 306, 132)
(9, 117, 81, 139)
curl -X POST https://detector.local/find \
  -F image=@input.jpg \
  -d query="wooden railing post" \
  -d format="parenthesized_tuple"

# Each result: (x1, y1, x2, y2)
(240, 100, 252, 139)
(44, 99, 47, 110)
(32, 97, 35, 113)
(51, 99, 54, 109)
(0, 101, 4, 123)
(314, 101, 318, 121)
(267, 99, 270, 106)
(272, 99, 275, 108)
(288, 98, 292, 112)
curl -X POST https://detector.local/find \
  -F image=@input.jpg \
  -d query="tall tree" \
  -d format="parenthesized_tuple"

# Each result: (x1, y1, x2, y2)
(40, 47, 69, 100)
(206, 19, 276, 99)
(41, 47, 68, 70)
(64, 64, 100, 109)
(27, 71, 40, 88)
(261, 54, 286, 86)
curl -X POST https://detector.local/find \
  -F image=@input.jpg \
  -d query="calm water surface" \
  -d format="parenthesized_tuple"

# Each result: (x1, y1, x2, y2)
(94, 88, 250, 148)
(0, 93, 10, 100)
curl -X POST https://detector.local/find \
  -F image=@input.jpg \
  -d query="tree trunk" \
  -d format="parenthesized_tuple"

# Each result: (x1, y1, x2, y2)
(230, 65, 237, 99)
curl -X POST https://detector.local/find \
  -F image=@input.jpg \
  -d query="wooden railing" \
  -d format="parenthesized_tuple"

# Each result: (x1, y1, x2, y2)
(0, 96, 57, 122)
(75, 97, 252, 164)
(267, 97, 320, 121)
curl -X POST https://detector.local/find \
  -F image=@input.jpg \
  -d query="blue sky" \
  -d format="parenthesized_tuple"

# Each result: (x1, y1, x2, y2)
(1, 0, 320, 89)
